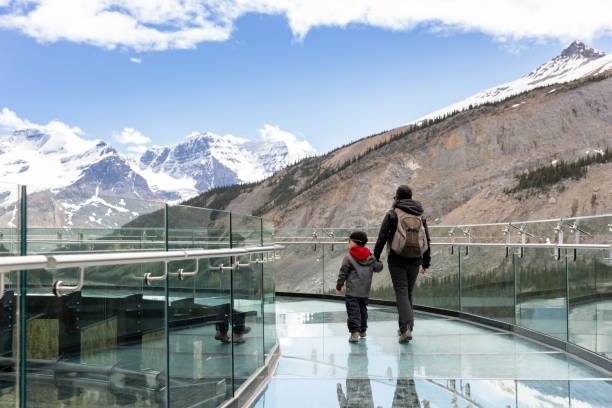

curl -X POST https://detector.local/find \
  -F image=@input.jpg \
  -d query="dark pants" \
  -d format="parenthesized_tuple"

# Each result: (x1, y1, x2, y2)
(345, 296, 368, 333)
(389, 263, 420, 333)
(215, 303, 246, 335)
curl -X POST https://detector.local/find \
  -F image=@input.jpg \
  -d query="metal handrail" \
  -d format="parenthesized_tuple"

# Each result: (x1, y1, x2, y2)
(0, 245, 284, 296)
(0, 255, 48, 273)
(273, 241, 611, 250)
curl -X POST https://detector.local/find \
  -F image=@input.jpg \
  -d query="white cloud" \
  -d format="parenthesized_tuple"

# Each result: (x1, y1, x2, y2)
(0, 107, 84, 138)
(130, 57, 142, 63)
(113, 127, 151, 145)
(258, 124, 316, 162)
(1, 1, 612, 52)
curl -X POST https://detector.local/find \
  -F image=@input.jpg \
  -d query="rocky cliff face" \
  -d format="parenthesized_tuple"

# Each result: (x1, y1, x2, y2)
(193, 73, 612, 229)
(273, 76, 612, 227)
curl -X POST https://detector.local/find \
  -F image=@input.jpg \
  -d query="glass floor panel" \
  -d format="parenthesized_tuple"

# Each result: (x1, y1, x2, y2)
(253, 297, 612, 407)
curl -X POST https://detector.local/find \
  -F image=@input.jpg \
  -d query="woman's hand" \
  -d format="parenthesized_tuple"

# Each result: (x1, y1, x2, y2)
(420, 267, 428, 274)
(335, 288, 342, 295)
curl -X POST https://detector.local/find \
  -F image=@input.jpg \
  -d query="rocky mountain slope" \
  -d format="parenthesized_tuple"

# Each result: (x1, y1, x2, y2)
(186, 42, 612, 228)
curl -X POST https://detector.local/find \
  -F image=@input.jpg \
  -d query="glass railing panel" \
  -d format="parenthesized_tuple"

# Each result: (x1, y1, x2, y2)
(516, 247, 568, 339)
(0, 182, 20, 408)
(25, 186, 166, 254)
(230, 213, 264, 392)
(362, 243, 395, 301)
(568, 248, 612, 358)
(560, 214, 612, 246)
(427, 225, 457, 242)
(322, 242, 349, 296)
(25, 187, 168, 407)
(459, 246, 515, 323)
(262, 220, 276, 359)
(510, 218, 561, 245)
(24, 260, 168, 407)
(413, 244, 460, 310)
(460, 223, 508, 243)
(167, 205, 232, 407)
(275, 243, 323, 295)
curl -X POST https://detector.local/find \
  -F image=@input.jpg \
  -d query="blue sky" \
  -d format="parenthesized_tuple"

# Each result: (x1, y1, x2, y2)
(2, 3, 612, 154)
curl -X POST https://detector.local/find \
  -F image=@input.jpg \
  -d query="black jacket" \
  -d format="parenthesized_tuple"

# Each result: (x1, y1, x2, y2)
(373, 199, 431, 268)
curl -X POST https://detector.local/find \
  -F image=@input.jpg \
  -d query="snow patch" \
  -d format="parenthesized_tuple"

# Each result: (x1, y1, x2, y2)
(414, 50, 612, 124)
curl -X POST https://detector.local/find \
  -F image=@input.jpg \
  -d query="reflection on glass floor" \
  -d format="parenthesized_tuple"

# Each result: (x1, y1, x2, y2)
(253, 298, 612, 408)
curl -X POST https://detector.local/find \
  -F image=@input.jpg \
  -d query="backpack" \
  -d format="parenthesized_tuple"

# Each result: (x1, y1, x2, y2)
(390, 209, 429, 258)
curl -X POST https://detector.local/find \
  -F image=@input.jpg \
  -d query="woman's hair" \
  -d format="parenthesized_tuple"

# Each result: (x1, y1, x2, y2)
(392, 185, 412, 209)
(395, 185, 412, 200)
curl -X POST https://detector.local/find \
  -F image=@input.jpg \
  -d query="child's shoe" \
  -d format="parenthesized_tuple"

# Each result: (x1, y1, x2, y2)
(348, 332, 360, 342)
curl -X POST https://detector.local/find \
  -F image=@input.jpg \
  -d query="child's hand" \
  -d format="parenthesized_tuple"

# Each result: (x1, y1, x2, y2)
(335, 288, 342, 295)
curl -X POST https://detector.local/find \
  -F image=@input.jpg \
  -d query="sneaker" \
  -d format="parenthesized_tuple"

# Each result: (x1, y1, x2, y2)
(348, 332, 360, 343)
(232, 333, 246, 343)
(398, 328, 413, 343)
(243, 326, 251, 334)
(359, 331, 367, 338)
(215, 330, 230, 343)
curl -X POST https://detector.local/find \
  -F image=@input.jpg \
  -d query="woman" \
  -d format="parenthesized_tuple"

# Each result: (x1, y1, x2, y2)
(373, 185, 431, 343)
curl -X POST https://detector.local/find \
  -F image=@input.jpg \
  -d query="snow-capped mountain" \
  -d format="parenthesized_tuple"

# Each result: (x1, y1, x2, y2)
(134, 130, 317, 199)
(0, 120, 315, 227)
(0, 128, 162, 200)
(417, 41, 612, 123)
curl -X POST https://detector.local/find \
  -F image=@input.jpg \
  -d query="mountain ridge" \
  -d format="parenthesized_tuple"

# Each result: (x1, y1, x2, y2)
(184, 42, 612, 227)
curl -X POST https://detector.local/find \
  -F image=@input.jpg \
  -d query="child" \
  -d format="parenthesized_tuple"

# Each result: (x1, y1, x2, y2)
(336, 231, 383, 342)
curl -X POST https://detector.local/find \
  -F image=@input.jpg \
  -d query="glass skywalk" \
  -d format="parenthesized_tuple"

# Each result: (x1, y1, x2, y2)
(253, 298, 612, 407)
(0, 181, 610, 407)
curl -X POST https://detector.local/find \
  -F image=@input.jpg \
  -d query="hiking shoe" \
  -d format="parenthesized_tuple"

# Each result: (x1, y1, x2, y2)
(348, 333, 360, 343)
(232, 333, 246, 343)
(398, 328, 413, 343)
(359, 331, 367, 338)
(215, 330, 230, 343)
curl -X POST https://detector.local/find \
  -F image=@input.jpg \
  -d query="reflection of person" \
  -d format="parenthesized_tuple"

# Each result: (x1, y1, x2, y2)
(392, 353, 421, 407)
(374, 185, 431, 343)
(392, 379, 421, 407)
(336, 343, 374, 408)
(214, 256, 259, 343)
(336, 231, 383, 342)
(215, 303, 248, 343)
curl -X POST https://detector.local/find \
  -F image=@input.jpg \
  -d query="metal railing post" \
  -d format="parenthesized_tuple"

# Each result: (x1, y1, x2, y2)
(18, 185, 27, 408)
(164, 204, 170, 407)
